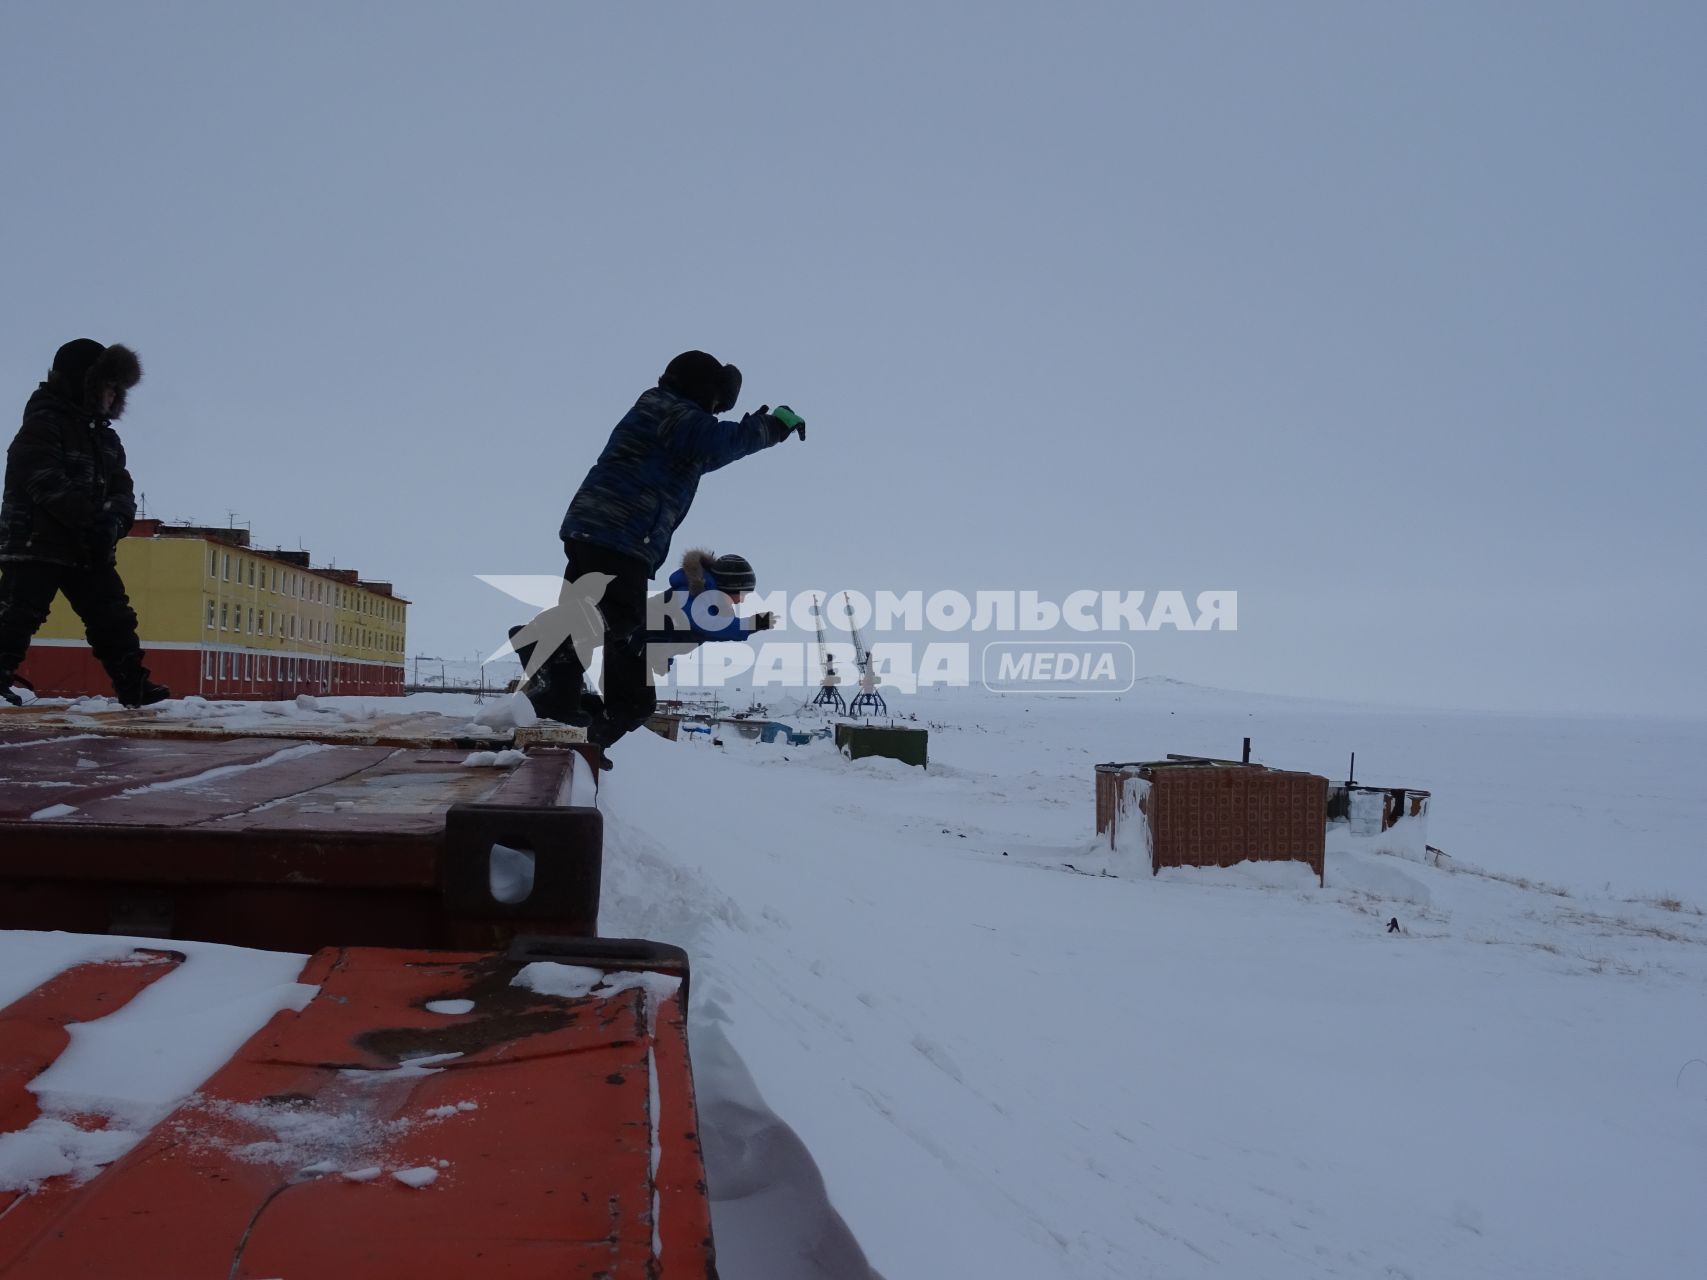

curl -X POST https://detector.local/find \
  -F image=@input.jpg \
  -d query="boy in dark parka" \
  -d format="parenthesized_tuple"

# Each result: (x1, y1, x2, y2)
(0, 339, 168, 707)
(521, 351, 803, 754)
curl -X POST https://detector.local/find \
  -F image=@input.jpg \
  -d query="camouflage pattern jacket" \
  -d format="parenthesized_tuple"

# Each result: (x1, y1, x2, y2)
(559, 386, 787, 576)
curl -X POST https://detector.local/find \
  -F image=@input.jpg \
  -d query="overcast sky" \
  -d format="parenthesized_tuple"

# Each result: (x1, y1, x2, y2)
(2, 1, 1701, 715)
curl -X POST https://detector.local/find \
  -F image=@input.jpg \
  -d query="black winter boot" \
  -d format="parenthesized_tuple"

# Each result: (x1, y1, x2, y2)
(507, 625, 538, 674)
(0, 672, 25, 706)
(522, 668, 592, 725)
(117, 679, 171, 709)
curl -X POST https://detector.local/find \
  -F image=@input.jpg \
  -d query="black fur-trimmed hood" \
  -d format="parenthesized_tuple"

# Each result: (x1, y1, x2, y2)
(48, 341, 143, 420)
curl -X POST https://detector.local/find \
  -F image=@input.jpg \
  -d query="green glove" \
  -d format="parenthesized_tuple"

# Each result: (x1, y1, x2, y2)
(772, 405, 806, 440)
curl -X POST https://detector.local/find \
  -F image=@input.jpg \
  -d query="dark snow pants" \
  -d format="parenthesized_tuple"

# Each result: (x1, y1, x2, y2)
(0, 559, 150, 693)
(548, 541, 657, 750)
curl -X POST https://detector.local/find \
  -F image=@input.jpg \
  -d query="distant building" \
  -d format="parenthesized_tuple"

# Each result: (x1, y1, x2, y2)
(24, 520, 407, 699)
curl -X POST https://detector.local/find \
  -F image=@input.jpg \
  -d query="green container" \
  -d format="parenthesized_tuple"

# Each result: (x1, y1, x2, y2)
(834, 723, 928, 768)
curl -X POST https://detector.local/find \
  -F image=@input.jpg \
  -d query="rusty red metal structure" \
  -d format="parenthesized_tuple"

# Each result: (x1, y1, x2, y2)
(1097, 759, 1329, 884)
(0, 727, 603, 952)
(0, 718, 719, 1278)
(0, 942, 712, 1279)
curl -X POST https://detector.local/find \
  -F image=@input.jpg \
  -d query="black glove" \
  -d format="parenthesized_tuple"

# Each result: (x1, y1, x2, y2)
(751, 611, 776, 632)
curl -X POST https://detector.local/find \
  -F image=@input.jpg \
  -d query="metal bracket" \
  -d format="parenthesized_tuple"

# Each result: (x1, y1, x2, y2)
(442, 803, 602, 933)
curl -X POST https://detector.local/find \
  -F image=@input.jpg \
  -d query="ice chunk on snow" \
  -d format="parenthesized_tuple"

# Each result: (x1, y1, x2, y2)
(393, 1165, 439, 1188)
(113, 742, 329, 799)
(460, 749, 526, 768)
(342, 1165, 382, 1182)
(513, 963, 682, 1007)
(29, 951, 316, 1121)
(472, 692, 536, 731)
(425, 998, 475, 1015)
(565, 749, 597, 807)
(512, 961, 604, 999)
(0, 935, 315, 1193)
(0, 1118, 139, 1192)
(29, 803, 77, 820)
(339, 1052, 463, 1084)
(489, 842, 534, 903)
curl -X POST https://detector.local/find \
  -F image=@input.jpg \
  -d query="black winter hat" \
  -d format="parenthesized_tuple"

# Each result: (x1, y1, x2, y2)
(660, 351, 742, 414)
(710, 553, 756, 594)
(52, 339, 107, 385)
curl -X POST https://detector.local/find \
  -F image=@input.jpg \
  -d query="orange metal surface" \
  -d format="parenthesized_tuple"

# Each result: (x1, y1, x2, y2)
(0, 951, 187, 1225)
(0, 944, 714, 1279)
(0, 951, 182, 1133)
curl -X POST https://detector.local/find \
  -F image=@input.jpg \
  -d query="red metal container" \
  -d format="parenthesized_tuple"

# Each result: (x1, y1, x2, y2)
(0, 717, 718, 1277)
(0, 939, 713, 1279)
(1097, 760, 1328, 883)
(0, 726, 602, 953)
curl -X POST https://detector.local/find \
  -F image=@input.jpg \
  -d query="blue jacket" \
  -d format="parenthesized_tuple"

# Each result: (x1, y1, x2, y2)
(641, 550, 758, 673)
(560, 386, 783, 575)
(656, 556, 753, 640)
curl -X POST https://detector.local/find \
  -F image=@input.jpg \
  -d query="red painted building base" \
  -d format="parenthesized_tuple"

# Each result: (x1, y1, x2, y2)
(21, 644, 404, 700)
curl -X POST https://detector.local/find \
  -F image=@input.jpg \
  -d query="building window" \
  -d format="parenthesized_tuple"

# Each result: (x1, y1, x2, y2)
(206, 600, 215, 628)
(222, 553, 229, 581)
(220, 603, 228, 630)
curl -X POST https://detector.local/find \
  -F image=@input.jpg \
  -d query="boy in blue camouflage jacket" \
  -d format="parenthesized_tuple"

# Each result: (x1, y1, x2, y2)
(519, 351, 803, 756)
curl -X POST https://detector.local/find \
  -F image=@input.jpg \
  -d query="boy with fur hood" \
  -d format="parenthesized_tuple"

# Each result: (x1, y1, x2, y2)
(0, 339, 169, 707)
(520, 351, 804, 755)
(643, 548, 775, 676)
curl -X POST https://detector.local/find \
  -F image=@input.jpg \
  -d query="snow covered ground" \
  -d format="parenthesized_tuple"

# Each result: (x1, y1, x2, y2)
(4, 679, 1704, 1278)
(588, 681, 1707, 1279)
